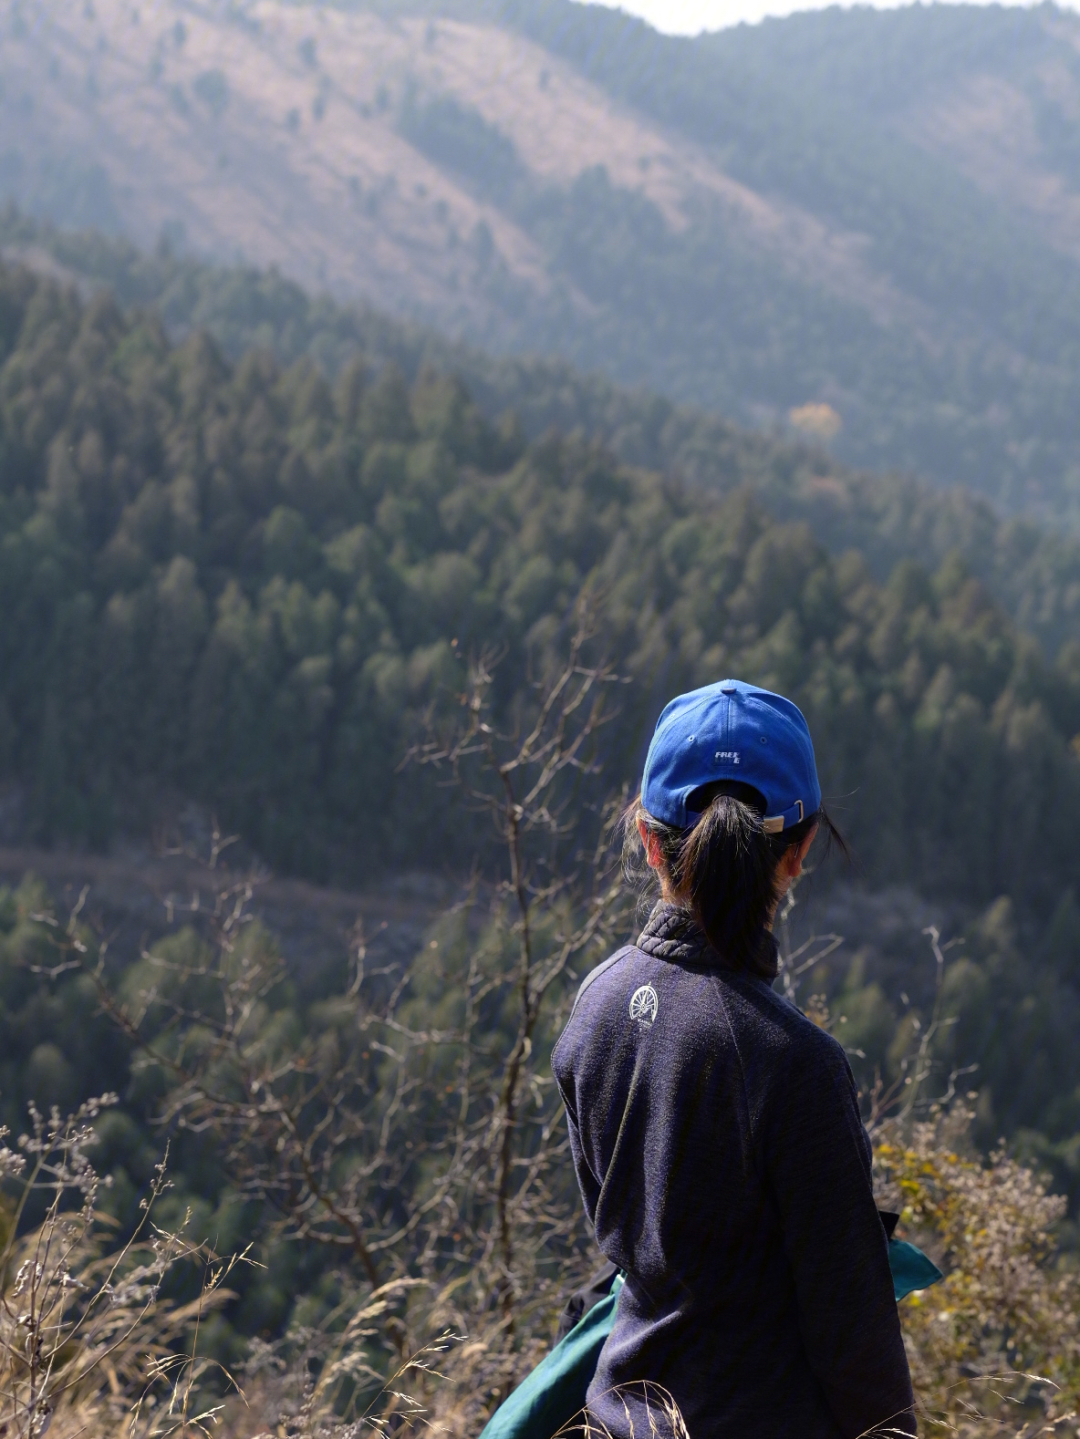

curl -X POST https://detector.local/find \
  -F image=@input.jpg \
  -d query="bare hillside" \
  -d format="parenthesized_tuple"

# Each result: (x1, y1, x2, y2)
(0, 0, 922, 340)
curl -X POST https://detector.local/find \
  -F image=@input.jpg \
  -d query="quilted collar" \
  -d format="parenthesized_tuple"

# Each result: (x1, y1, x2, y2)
(636, 901, 780, 982)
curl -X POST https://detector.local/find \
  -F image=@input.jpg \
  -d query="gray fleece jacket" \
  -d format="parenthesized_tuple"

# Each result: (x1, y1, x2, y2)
(551, 902, 915, 1439)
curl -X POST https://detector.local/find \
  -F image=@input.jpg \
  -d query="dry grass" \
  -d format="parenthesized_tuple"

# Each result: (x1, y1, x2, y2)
(6, 1068, 1079, 1438)
(0, 1097, 247, 1439)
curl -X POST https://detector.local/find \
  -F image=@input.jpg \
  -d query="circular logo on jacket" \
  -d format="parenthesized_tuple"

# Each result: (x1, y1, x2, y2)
(629, 984, 658, 1027)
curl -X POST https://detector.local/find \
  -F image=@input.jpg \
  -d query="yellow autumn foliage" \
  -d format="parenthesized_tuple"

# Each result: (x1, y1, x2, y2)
(877, 1112, 1080, 1437)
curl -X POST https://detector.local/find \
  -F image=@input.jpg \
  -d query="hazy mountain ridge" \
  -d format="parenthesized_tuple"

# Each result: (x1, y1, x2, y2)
(0, 0, 915, 333)
(11, 0, 1080, 517)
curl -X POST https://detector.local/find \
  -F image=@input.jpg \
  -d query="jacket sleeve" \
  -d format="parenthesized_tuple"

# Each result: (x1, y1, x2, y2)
(552, 1054, 603, 1229)
(762, 1033, 916, 1439)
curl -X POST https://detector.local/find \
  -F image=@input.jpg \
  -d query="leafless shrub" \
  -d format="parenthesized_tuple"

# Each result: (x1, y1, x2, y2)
(407, 615, 629, 1317)
(44, 611, 635, 1434)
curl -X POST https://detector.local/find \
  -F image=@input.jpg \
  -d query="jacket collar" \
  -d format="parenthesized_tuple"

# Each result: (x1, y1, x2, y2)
(636, 901, 780, 983)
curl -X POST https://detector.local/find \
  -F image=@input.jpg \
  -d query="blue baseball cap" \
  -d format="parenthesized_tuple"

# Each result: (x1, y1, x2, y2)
(641, 679, 821, 833)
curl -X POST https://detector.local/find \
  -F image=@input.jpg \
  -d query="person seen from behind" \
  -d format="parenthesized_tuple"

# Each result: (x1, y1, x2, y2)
(551, 679, 915, 1439)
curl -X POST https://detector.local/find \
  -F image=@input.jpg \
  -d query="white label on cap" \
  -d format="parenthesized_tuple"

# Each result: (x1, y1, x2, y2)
(715, 750, 741, 765)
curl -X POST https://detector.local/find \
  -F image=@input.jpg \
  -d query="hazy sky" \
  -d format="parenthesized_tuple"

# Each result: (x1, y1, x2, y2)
(583, 0, 1038, 32)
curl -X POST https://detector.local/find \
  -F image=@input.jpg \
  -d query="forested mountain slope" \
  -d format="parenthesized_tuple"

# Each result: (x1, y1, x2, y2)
(8, 213, 1080, 658)
(8, 0, 1080, 517)
(2, 255, 1080, 928)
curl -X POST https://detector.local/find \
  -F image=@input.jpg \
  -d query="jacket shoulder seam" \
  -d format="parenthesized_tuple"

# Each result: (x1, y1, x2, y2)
(565, 946, 635, 1025)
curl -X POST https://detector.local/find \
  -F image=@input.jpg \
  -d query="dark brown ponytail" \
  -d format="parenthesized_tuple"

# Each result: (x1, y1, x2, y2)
(622, 780, 846, 970)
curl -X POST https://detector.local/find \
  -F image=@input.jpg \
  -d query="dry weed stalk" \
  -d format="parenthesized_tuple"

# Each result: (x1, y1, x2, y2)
(554, 1383, 690, 1439)
(225, 1288, 464, 1438)
(0, 1097, 242, 1439)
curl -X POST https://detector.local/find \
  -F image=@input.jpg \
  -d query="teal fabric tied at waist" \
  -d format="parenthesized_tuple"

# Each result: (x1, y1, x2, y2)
(888, 1237, 944, 1302)
(478, 1242, 942, 1439)
(479, 1274, 624, 1439)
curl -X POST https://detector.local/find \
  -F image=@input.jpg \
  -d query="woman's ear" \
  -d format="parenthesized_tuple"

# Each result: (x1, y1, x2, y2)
(784, 823, 819, 881)
(637, 817, 662, 870)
